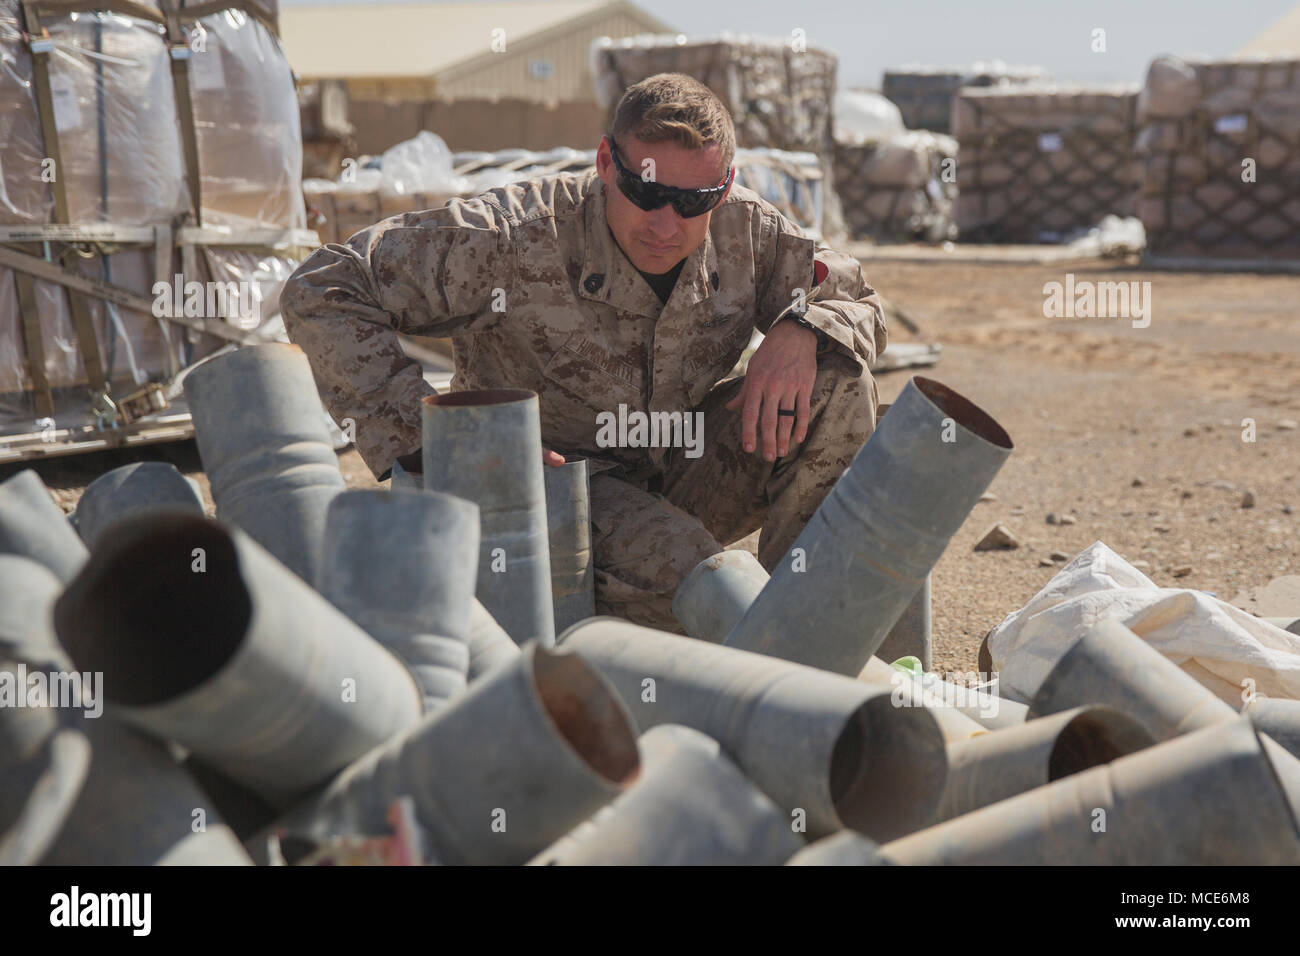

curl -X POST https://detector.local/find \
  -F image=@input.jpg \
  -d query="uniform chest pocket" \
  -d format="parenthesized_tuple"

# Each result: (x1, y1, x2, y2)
(541, 331, 645, 407)
(681, 317, 755, 407)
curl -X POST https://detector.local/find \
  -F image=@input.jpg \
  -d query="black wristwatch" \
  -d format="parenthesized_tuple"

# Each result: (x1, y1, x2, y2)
(783, 312, 830, 353)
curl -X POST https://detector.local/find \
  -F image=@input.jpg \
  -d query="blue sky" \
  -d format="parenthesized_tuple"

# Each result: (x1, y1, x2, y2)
(280, 0, 1297, 88)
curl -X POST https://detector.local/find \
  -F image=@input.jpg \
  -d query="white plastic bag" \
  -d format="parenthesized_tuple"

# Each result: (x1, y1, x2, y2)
(987, 541, 1300, 707)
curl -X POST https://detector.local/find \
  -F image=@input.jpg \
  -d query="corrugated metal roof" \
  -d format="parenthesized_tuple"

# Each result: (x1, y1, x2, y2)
(1237, 4, 1300, 54)
(281, 0, 616, 78)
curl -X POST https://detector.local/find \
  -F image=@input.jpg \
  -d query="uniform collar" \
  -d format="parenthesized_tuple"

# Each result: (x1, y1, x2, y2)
(580, 173, 721, 318)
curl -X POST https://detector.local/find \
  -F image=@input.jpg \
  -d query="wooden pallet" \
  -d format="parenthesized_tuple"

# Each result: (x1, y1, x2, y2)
(0, 411, 195, 465)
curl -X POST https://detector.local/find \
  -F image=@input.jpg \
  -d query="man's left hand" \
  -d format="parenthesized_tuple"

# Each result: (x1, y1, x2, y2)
(725, 318, 818, 461)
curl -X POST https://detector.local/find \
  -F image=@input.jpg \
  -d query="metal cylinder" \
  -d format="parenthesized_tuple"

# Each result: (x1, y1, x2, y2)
(532, 724, 804, 865)
(914, 669, 1029, 730)
(183, 342, 347, 583)
(725, 376, 1012, 675)
(786, 831, 891, 866)
(858, 656, 991, 742)
(558, 618, 948, 840)
(936, 706, 1155, 822)
(861, 656, 1029, 732)
(672, 549, 770, 643)
(73, 461, 205, 550)
(1246, 698, 1300, 761)
(48, 714, 254, 865)
(544, 457, 595, 632)
(389, 456, 422, 491)
(267, 642, 639, 865)
(467, 599, 522, 681)
(881, 718, 1300, 864)
(869, 400, 933, 671)
(0, 555, 64, 665)
(318, 489, 480, 710)
(2, 575, 248, 865)
(422, 389, 555, 648)
(0, 469, 87, 583)
(875, 574, 933, 671)
(1, 655, 250, 866)
(53, 510, 423, 806)
(1028, 618, 1237, 741)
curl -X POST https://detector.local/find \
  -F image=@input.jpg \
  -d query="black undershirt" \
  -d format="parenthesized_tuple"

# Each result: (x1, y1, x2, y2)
(637, 259, 686, 304)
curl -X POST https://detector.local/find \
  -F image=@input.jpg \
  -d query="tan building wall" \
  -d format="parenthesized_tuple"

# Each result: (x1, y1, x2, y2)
(436, 9, 658, 102)
(349, 96, 607, 154)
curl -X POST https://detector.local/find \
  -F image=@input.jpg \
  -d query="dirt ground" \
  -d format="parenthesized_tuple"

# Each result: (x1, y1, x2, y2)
(7, 253, 1297, 679)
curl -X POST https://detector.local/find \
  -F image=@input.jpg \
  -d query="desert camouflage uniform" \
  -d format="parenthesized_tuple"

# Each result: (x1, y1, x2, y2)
(281, 169, 887, 631)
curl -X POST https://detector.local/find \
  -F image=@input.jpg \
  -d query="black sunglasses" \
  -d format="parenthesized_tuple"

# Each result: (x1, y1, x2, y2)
(607, 136, 734, 219)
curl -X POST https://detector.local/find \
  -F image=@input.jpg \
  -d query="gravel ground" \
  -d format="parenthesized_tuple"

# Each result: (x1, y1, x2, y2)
(6, 255, 1296, 680)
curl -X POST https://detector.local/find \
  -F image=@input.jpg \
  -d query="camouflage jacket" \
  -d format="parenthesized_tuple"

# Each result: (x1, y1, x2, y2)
(280, 169, 887, 479)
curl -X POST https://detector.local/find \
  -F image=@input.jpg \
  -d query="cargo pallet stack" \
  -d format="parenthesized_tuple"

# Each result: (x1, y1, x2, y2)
(952, 84, 1140, 243)
(882, 64, 1046, 135)
(1137, 54, 1300, 270)
(0, 0, 315, 462)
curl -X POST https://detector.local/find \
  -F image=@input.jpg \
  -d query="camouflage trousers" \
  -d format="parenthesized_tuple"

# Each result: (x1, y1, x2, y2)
(590, 351, 878, 632)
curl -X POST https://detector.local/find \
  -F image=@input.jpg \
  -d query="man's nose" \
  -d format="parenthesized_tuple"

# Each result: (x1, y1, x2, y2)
(644, 203, 681, 237)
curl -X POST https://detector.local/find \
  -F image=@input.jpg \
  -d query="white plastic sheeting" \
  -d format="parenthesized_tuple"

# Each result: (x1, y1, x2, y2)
(986, 541, 1300, 707)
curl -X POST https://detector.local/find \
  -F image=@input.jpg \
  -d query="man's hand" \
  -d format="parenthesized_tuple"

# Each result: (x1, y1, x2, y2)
(725, 319, 818, 461)
(543, 448, 566, 468)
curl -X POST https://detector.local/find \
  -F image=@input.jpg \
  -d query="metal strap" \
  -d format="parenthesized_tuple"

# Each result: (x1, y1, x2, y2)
(13, 271, 55, 418)
(159, 2, 204, 225)
(21, 1, 111, 396)
(0, 244, 260, 346)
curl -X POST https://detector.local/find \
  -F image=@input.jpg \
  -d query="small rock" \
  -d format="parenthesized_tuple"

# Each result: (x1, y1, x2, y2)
(1284, 504, 1294, 515)
(1049, 550, 1070, 562)
(1131, 560, 1152, 570)
(1154, 524, 1172, 533)
(1059, 514, 1077, 526)
(1038, 557, 1055, 567)
(1046, 512, 1059, 525)
(1242, 489, 1257, 509)
(1131, 477, 1145, 487)
(1172, 565, 1193, 578)
(1181, 490, 1193, 499)
(1183, 427, 1197, 437)
(979, 491, 998, 502)
(974, 524, 1020, 552)
(1206, 552, 1222, 561)
(1278, 419, 1299, 431)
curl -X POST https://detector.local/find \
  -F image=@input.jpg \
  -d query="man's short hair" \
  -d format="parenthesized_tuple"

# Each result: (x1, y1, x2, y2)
(610, 73, 736, 174)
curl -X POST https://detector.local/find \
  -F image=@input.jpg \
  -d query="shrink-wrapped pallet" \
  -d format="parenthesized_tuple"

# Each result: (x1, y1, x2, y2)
(833, 131, 958, 241)
(0, 0, 304, 433)
(953, 83, 1139, 242)
(882, 63, 1046, 133)
(1137, 54, 1300, 262)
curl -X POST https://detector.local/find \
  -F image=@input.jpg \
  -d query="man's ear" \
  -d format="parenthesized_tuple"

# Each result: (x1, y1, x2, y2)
(595, 136, 613, 177)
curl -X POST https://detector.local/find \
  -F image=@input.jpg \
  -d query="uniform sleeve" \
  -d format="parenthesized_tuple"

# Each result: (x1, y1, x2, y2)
(753, 207, 888, 369)
(280, 195, 517, 478)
